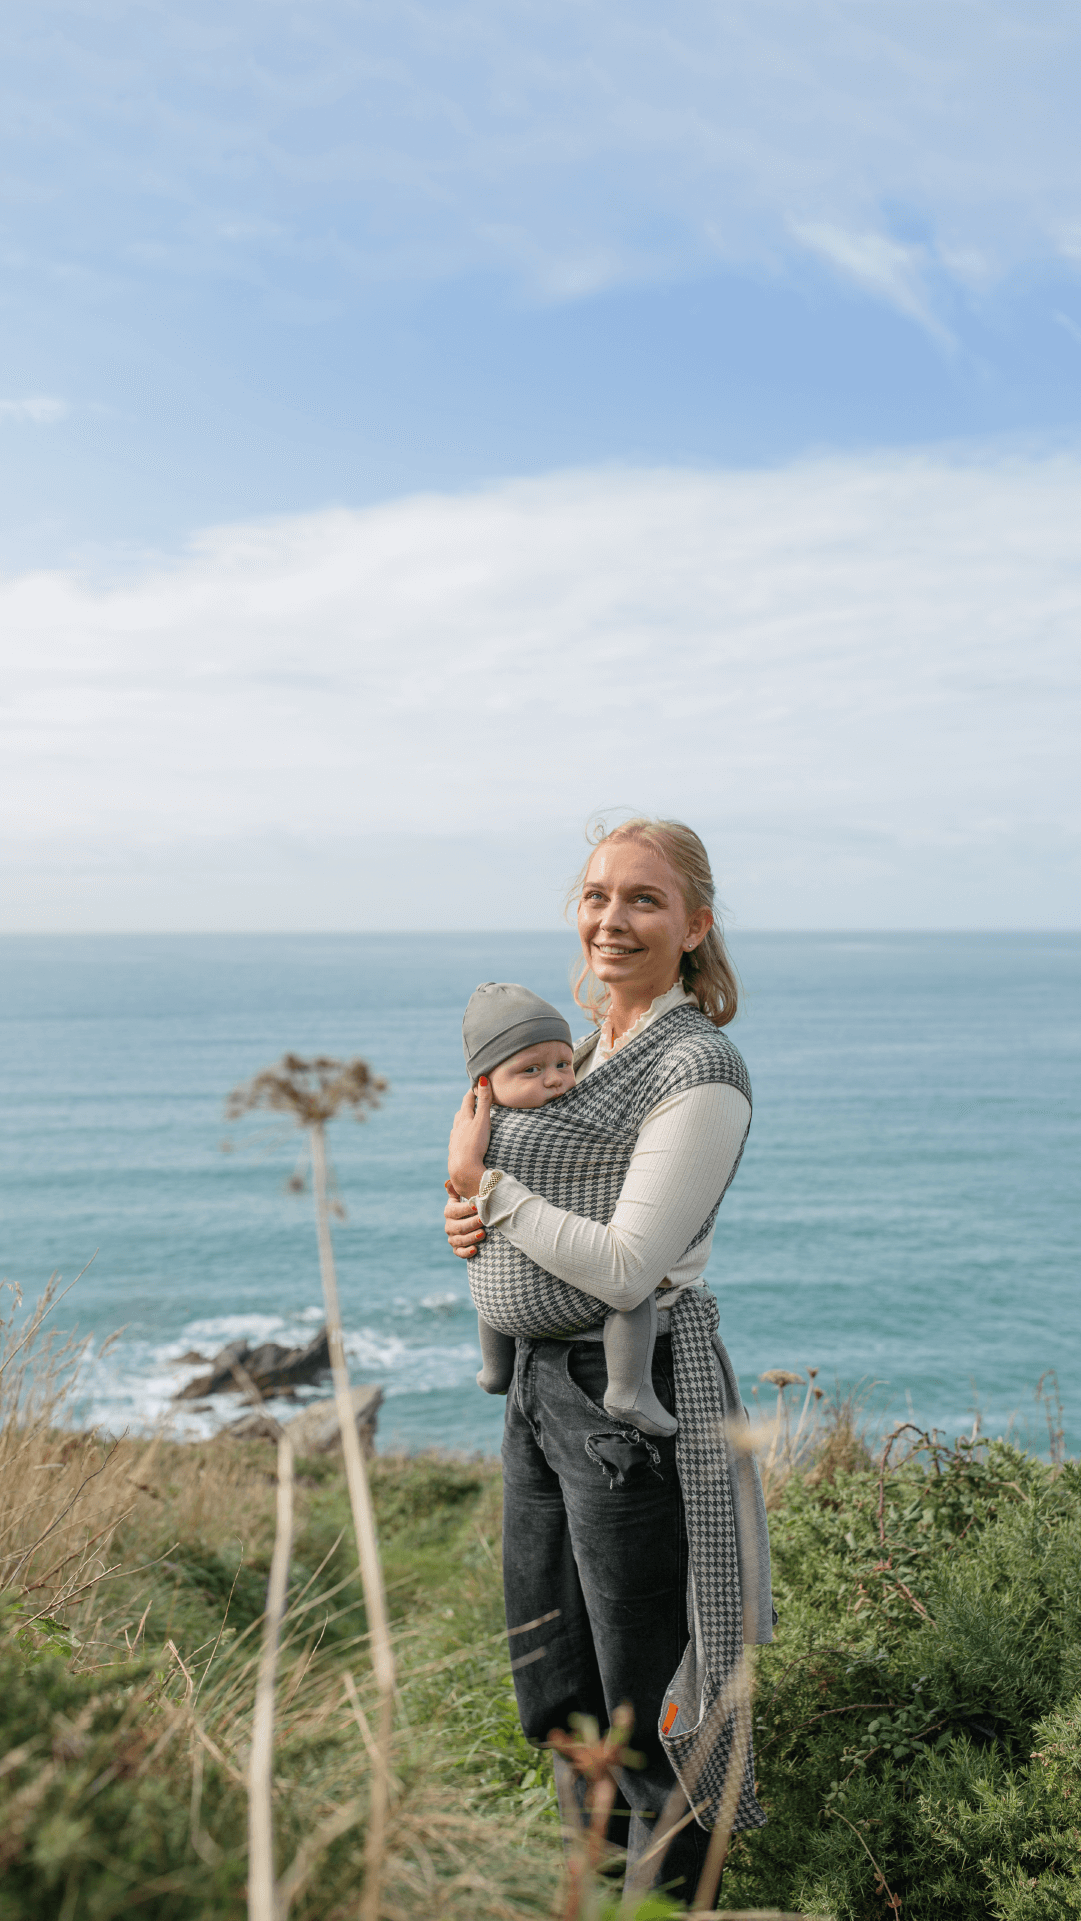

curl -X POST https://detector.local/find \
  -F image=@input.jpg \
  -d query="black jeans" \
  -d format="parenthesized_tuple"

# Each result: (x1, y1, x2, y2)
(502, 1334, 716, 1906)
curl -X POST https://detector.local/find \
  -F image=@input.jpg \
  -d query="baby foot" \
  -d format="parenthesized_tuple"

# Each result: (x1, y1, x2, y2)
(603, 1384, 677, 1438)
(476, 1365, 511, 1395)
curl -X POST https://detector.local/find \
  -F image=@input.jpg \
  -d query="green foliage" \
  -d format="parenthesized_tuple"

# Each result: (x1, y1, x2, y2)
(369, 1454, 560, 1822)
(912, 1699, 1081, 1919)
(725, 1439, 1081, 1921)
(6, 1427, 1081, 1919)
(0, 1446, 559, 1921)
(0, 1641, 247, 1918)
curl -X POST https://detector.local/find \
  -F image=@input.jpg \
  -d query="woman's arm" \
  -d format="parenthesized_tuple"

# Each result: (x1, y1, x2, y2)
(452, 1082, 750, 1312)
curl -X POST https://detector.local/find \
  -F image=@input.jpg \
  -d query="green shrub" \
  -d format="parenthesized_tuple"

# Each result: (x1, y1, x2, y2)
(725, 1441, 1081, 1921)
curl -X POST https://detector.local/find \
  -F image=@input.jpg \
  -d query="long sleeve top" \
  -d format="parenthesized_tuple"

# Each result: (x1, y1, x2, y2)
(473, 981, 751, 1315)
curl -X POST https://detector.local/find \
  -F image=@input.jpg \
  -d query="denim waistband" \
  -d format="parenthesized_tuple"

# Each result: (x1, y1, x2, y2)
(541, 1324, 674, 1346)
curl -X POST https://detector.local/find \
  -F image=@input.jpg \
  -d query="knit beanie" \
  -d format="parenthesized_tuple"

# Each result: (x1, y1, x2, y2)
(462, 982, 573, 1083)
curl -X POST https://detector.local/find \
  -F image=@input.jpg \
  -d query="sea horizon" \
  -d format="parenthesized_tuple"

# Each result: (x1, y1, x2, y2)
(2, 929, 1078, 1458)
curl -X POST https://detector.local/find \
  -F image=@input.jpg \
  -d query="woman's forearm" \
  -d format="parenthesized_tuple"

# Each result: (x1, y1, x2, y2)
(473, 1083, 751, 1310)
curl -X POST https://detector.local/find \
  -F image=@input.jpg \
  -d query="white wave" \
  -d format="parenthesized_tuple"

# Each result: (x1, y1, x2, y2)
(73, 1308, 483, 1441)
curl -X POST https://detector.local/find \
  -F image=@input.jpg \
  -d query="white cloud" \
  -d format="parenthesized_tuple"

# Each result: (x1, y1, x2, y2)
(0, 396, 68, 424)
(1, 450, 1078, 932)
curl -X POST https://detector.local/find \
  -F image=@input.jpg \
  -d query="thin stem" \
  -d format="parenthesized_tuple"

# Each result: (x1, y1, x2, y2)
(788, 1372, 817, 1465)
(691, 1651, 755, 1912)
(0, 1263, 90, 1380)
(828, 1805, 901, 1910)
(309, 1121, 395, 1921)
(248, 1431, 294, 1921)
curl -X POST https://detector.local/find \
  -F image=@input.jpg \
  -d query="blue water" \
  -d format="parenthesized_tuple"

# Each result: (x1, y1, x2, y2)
(1, 933, 1078, 1455)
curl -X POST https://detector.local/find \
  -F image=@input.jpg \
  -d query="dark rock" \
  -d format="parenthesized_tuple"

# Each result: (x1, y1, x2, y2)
(174, 1326, 331, 1400)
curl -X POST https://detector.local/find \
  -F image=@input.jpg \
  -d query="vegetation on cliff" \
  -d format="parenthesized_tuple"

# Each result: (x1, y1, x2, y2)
(2, 1288, 1079, 1920)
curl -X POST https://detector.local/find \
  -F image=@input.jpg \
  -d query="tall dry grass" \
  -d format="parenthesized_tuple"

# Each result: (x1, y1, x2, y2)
(0, 1276, 564, 1918)
(0, 1271, 176, 1627)
(1, 1250, 826, 1918)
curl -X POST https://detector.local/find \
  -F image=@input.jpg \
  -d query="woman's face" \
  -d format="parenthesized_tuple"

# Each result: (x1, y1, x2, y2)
(577, 839, 712, 1004)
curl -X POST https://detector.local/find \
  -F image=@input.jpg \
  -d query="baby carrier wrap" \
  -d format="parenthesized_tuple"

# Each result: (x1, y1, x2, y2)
(469, 1002, 765, 1832)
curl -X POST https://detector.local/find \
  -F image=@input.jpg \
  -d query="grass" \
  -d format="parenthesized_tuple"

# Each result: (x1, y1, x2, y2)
(1, 1432, 566, 1919)
(0, 1277, 564, 1918)
(4, 1283, 1080, 1919)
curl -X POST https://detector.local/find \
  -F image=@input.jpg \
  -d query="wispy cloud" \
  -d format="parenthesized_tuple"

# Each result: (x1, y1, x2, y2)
(791, 224, 952, 341)
(0, 396, 68, 424)
(2, 3, 1079, 312)
(2, 449, 1077, 931)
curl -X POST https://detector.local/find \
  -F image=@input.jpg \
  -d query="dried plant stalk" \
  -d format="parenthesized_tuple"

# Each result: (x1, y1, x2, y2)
(691, 1401, 762, 1913)
(690, 1651, 755, 1912)
(248, 1430, 294, 1921)
(309, 1120, 395, 1921)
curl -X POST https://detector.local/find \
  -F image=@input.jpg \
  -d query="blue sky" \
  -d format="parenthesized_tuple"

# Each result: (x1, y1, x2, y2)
(2, 1, 1079, 927)
(5, 0, 1081, 554)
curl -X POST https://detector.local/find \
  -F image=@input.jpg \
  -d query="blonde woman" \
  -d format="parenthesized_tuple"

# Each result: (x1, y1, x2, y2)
(445, 818, 772, 1909)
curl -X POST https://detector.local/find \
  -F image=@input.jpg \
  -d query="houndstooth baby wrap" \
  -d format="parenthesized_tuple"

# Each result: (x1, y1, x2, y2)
(468, 1004, 765, 1831)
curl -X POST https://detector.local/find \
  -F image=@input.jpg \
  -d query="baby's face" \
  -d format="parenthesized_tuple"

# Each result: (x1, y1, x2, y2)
(487, 1040, 575, 1108)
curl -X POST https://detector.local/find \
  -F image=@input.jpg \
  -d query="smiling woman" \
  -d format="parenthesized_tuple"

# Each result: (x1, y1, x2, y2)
(571, 817, 740, 1033)
(443, 816, 772, 1908)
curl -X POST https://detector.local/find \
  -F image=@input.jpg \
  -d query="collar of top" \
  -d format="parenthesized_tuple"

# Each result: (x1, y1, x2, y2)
(596, 979, 698, 1063)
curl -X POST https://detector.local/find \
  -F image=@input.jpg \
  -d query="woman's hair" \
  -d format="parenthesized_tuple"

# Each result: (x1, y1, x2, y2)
(566, 815, 740, 1029)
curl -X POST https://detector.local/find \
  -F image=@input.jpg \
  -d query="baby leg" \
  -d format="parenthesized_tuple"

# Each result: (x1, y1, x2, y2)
(476, 1317, 516, 1395)
(602, 1293, 678, 1438)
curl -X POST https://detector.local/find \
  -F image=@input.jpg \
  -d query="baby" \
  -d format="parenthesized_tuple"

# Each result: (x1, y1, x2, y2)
(460, 980, 677, 1438)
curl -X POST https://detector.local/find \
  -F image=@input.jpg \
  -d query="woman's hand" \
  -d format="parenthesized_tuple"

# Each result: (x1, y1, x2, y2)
(445, 1188, 485, 1258)
(447, 1078, 493, 1203)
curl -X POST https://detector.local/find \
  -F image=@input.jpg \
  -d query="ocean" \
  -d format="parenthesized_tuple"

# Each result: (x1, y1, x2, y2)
(1, 932, 1078, 1457)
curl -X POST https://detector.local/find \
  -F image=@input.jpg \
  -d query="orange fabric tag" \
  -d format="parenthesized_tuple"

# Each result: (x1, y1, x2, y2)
(661, 1702, 679, 1735)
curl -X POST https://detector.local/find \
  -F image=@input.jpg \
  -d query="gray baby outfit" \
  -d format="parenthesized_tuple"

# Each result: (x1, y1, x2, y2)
(462, 983, 677, 1437)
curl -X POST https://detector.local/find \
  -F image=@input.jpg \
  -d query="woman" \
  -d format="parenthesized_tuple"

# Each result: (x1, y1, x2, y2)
(445, 817, 772, 1907)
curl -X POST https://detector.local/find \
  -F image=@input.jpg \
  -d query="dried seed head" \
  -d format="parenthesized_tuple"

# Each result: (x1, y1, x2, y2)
(760, 1369, 805, 1390)
(224, 1055, 388, 1128)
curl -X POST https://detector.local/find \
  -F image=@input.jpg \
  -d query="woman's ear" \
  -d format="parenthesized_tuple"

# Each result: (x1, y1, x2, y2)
(684, 906, 713, 951)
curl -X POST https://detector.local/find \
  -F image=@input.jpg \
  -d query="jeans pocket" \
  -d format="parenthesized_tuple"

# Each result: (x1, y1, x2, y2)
(651, 1347, 676, 1418)
(563, 1340, 610, 1416)
(584, 1428, 663, 1486)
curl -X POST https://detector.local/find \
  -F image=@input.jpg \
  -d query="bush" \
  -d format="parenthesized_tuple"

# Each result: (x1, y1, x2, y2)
(724, 1436, 1081, 1921)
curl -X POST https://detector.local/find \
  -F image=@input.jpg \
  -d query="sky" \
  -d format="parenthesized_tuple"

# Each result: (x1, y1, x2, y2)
(2, 0, 1080, 930)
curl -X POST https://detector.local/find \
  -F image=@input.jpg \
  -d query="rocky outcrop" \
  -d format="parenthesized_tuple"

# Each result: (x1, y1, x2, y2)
(174, 1327, 331, 1400)
(224, 1384, 383, 1457)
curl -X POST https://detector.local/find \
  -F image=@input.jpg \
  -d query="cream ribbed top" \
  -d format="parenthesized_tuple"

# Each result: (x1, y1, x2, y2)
(474, 981, 751, 1315)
